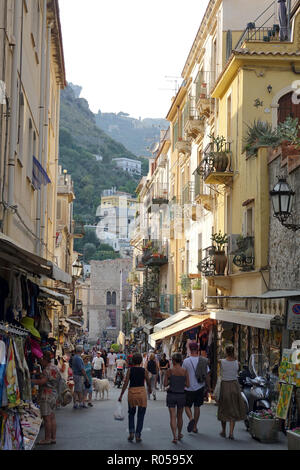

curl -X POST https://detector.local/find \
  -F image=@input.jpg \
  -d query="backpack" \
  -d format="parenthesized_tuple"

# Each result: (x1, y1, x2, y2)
(57, 372, 72, 407)
(194, 356, 209, 383)
(127, 354, 133, 366)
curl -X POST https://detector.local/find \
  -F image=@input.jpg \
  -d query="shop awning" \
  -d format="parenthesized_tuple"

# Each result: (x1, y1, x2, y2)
(66, 318, 82, 327)
(209, 310, 275, 330)
(143, 323, 153, 334)
(48, 263, 72, 284)
(0, 233, 52, 278)
(153, 310, 191, 332)
(39, 287, 70, 305)
(149, 313, 210, 347)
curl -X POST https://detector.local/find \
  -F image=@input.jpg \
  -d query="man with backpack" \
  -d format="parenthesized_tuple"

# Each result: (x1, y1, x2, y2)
(182, 342, 210, 434)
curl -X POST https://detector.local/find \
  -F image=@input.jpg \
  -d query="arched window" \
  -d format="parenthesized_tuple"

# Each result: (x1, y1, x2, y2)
(112, 291, 117, 305)
(106, 291, 111, 305)
(278, 91, 300, 126)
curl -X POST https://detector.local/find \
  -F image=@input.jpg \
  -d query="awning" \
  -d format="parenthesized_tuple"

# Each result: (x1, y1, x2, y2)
(143, 323, 153, 334)
(66, 318, 82, 327)
(153, 310, 191, 332)
(149, 313, 210, 348)
(209, 309, 275, 330)
(0, 233, 52, 278)
(48, 263, 72, 284)
(39, 287, 70, 305)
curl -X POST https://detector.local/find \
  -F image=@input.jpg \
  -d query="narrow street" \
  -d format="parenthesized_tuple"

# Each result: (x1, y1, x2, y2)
(36, 384, 287, 451)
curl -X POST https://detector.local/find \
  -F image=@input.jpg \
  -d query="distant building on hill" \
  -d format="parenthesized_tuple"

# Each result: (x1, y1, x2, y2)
(112, 157, 142, 176)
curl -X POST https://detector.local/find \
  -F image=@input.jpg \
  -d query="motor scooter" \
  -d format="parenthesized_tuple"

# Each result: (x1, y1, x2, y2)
(239, 354, 276, 430)
(115, 369, 124, 388)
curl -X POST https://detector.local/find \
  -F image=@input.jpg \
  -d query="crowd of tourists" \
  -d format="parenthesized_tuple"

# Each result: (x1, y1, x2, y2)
(33, 342, 245, 446)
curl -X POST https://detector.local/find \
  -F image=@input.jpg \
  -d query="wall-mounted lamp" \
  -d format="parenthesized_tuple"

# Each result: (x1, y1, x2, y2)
(270, 176, 300, 231)
(267, 85, 273, 94)
(63, 169, 68, 185)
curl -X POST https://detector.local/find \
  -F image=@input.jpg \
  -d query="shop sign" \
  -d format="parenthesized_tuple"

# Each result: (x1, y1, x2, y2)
(287, 300, 300, 331)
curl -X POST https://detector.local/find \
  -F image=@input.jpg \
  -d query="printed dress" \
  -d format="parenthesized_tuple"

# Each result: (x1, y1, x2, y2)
(39, 363, 60, 417)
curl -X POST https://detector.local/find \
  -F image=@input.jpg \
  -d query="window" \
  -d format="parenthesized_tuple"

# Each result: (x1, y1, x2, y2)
(31, 0, 40, 57)
(242, 206, 254, 237)
(112, 292, 116, 305)
(106, 291, 111, 305)
(56, 200, 62, 220)
(17, 93, 25, 166)
(227, 94, 232, 140)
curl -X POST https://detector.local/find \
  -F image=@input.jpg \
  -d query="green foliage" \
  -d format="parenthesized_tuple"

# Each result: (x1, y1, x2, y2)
(74, 228, 121, 263)
(192, 278, 202, 290)
(243, 117, 300, 156)
(208, 134, 227, 151)
(110, 343, 119, 353)
(211, 231, 228, 251)
(59, 85, 146, 226)
(179, 274, 192, 295)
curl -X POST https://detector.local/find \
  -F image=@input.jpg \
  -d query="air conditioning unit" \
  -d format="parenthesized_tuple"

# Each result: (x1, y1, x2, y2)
(228, 234, 240, 254)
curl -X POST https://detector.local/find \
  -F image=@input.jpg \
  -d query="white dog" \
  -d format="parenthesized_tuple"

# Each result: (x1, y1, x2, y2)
(92, 378, 110, 400)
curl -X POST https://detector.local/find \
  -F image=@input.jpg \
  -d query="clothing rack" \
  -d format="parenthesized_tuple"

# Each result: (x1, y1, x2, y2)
(0, 321, 29, 337)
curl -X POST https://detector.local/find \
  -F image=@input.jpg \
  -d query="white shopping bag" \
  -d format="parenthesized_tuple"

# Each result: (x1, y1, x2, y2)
(114, 401, 125, 421)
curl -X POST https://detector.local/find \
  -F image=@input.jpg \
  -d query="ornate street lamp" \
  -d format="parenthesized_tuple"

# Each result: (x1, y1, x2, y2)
(270, 176, 300, 231)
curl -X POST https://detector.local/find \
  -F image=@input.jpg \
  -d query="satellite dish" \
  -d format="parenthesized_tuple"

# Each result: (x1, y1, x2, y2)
(149, 142, 159, 153)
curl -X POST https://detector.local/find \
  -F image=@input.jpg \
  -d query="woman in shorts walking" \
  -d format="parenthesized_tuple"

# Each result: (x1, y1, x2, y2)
(164, 353, 190, 444)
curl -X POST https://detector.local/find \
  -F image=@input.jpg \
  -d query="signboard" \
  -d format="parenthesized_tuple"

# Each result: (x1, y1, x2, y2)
(287, 300, 300, 331)
(276, 383, 293, 419)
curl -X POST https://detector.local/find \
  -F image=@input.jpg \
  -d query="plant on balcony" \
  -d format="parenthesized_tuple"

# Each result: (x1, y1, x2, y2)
(211, 231, 228, 275)
(179, 274, 192, 298)
(208, 134, 229, 171)
(192, 278, 202, 290)
(243, 117, 300, 157)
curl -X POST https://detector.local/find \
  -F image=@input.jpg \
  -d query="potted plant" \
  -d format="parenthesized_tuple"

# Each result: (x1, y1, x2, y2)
(179, 274, 192, 306)
(208, 134, 229, 171)
(191, 278, 202, 309)
(151, 246, 160, 258)
(287, 427, 300, 450)
(248, 409, 280, 444)
(276, 116, 300, 158)
(211, 231, 228, 275)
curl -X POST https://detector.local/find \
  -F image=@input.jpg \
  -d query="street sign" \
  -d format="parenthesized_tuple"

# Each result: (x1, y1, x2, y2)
(287, 300, 300, 330)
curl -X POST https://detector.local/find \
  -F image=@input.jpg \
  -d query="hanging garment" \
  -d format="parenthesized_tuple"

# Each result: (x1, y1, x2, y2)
(13, 339, 25, 402)
(20, 275, 29, 311)
(14, 337, 31, 402)
(0, 277, 9, 321)
(0, 340, 7, 404)
(4, 339, 21, 408)
(11, 273, 23, 314)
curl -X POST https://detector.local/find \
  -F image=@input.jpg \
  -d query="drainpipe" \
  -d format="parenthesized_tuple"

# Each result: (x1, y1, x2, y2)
(7, 0, 22, 221)
(40, 22, 52, 258)
(36, 0, 47, 255)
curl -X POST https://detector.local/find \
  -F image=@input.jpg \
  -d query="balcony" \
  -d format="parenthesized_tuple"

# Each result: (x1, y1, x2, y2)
(152, 183, 169, 205)
(181, 182, 194, 206)
(183, 99, 206, 140)
(175, 138, 191, 157)
(198, 246, 232, 291)
(197, 142, 233, 185)
(160, 294, 177, 315)
(142, 240, 168, 267)
(195, 70, 216, 118)
(194, 173, 213, 211)
(232, 235, 255, 271)
(157, 152, 168, 168)
(72, 221, 85, 238)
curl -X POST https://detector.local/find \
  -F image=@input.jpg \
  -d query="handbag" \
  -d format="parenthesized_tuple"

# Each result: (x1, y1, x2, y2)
(213, 376, 221, 402)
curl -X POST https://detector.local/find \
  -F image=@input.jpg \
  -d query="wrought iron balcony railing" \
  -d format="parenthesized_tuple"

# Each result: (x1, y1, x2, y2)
(152, 183, 169, 205)
(196, 141, 233, 185)
(181, 182, 195, 205)
(232, 236, 255, 271)
(142, 240, 168, 267)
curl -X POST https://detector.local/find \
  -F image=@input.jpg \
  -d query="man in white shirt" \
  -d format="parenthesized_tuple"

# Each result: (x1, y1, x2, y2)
(182, 342, 210, 434)
(92, 351, 105, 379)
(107, 349, 117, 381)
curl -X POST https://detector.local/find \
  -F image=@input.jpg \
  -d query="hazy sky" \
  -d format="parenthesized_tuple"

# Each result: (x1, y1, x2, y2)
(59, 0, 209, 120)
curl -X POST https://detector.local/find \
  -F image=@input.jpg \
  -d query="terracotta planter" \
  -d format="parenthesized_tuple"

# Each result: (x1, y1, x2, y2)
(212, 152, 229, 172)
(214, 251, 227, 275)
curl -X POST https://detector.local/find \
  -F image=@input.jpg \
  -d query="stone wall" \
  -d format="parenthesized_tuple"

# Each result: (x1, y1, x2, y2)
(268, 152, 300, 290)
(88, 258, 132, 344)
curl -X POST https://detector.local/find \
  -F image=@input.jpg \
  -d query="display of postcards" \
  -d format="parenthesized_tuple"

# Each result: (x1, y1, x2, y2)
(282, 349, 293, 362)
(276, 383, 293, 420)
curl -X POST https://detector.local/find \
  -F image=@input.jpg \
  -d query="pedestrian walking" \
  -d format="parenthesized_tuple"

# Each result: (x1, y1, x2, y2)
(182, 342, 210, 434)
(101, 349, 108, 377)
(159, 353, 170, 391)
(146, 353, 158, 400)
(107, 349, 117, 381)
(83, 355, 93, 407)
(217, 345, 246, 440)
(164, 353, 190, 444)
(72, 345, 90, 409)
(92, 351, 105, 379)
(31, 351, 61, 445)
(142, 352, 148, 368)
(118, 352, 151, 443)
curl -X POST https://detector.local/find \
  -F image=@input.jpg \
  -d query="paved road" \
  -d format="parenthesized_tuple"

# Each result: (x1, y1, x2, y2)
(36, 383, 287, 451)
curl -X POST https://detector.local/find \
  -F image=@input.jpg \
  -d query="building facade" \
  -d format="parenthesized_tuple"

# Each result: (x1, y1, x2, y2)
(112, 157, 142, 176)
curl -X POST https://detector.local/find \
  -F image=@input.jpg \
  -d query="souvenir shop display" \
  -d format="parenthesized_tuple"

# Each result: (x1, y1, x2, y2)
(0, 322, 43, 450)
(275, 343, 300, 432)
